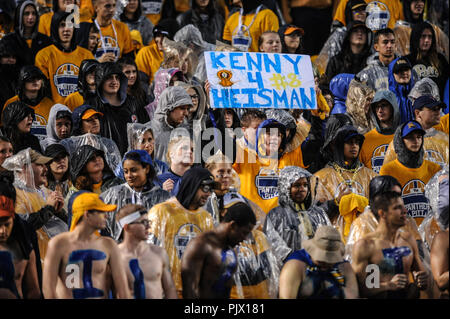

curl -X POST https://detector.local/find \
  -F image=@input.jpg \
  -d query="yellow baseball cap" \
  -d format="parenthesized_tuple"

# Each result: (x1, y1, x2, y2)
(70, 192, 117, 231)
(81, 108, 103, 120)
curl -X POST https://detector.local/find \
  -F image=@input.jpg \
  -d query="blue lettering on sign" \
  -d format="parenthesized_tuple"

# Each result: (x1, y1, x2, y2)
(257, 89, 272, 107)
(230, 89, 242, 108)
(290, 89, 301, 107)
(263, 54, 281, 73)
(283, 55, 302, 75)
(273, 90, 288, 107)
(300, 88, 316, 109)
(68, 249, 106, 299)
(129, 259, 146, 299)
(229, 52, 245, 70)
(242, 88, 259, 107)
(246, 53, 263, 72)
(247, 72, 264, 89)
(211, 89, 230, 108)
(210, 52, 226, 69)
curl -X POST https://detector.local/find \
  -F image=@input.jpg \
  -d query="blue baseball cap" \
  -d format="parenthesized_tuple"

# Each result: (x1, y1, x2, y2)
(412, 95, 446, 111)
(401, 120, 426, 138)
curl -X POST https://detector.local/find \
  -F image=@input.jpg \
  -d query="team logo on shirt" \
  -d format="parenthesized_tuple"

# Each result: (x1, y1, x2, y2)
(371, 144, 389, 173)
(401, 179, 429, 219)
(424, 149, 445, 167)
(334, 180, 365, 198)
(54, 63, 79, 97)
(255, 168, 279, 200)
(95, 36, 120, 60)
(174, 223, 202, 259)
(31, 114, 47, 141)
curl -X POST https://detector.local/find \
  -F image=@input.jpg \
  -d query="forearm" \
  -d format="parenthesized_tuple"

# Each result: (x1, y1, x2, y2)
(435, 271, 449, 291)
(26, 206, 56, 231)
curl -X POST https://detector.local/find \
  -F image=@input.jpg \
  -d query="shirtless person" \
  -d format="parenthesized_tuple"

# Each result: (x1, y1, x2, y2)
(279, 226, 359, 299)
(43, 192, 131, 299)
(0, 193, 40, 299)
(115, 204, 177, 299)
(352, 191, 429, 298)
(181, 202, 256, 299)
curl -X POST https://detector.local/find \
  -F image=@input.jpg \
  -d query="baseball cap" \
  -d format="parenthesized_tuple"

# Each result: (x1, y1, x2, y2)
(81, 108, 103, 120)
(29, 150, 53, 165)
(412, 95, 446, 111)
(284, 26, 304, 36)
(401, 120, 426, 138)
(0, 195, 14, 218)
(70, 192, 117, 231)
(351, 0, 367, 11)
(393, 58, 412, 74)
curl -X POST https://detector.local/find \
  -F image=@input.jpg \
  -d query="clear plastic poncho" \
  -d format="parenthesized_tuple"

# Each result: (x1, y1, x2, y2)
(313, 26, 347, 75)
(408, 77, 441, 103)
(419, 165, 449, 250)
(161, 37, 198, 82)
(60, 133, 122, 177)
(1, 148, 67, 262)
(346, 79, 376, 135)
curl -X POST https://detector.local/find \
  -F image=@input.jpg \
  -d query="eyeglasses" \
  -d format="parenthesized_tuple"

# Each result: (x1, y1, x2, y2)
(190, 94, 199, 100)
(200, 184, 214, 193)
(129, 219, 150, 228)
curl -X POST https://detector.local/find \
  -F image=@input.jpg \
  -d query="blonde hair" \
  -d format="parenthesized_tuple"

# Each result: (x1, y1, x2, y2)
(205, 152, 233, 171)
(166, 135, 192, 166)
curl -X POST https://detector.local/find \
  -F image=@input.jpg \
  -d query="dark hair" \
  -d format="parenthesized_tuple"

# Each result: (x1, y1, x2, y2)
(371, 191, 402, 220)
(240, 109, 267, 128)
(369, 175, 401, 205)
(76, 152, 112, 191)
(223, 202, 256, 227)
(374, 28, 395, 44)
(0, 136, 12, 144)
(117, 57, 147, 106)
(123, 151, 157, 184)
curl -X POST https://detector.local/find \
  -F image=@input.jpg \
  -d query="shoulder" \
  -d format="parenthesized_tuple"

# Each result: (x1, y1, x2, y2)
(48, 231, 71, 248)
(424, 160, 442, 173)
(353, 236, 375, 258)
(76, 46, 95, 57)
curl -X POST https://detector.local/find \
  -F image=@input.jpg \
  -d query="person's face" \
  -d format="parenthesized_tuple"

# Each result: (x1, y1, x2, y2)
(102, 74, 120, 95)
(191, 184, 212, 208)
(85, 72, 96, 91)
(243, 119, 263, 146)
(419, 28, 433, 53)
(403, 131, 423, 152)
(186, 87, 199, 114)
(171, 140, 193, 166)
(290, 177, 309, 205)
(284, 33, 300, 52)
(411, 0, 425, 16)
(58, 20, 74, 44)
(228, 222, 254, 247)
(0, 55, 16, 65)
(123, 159, 149, 189)
(81, 114, 101, 134)
(85, 154, 104, 181)
(22, 5, 37, 29)
(24, 78, 43, 97)
(343, 136, 361, 160)
(17, 114, 33, 133)
(32, 162, 48, 187)
(168, 105, 190, 126)
(55, 117, 72, 139)
(374, 100, 393, 123)
(0, 141, 13, 167)
(263, 129, 282, 155)
(350, 27, 367, 46)
(195, 0, 210, 9)
(0, 217, 14, 243)
(393, 69, 411, 84)
(58, 0, 75, 12)
(383, 197, 407, 227)
(416, 105, 441, 128)
(138, 131, 154, 156)
(323, 93, 334, 109)
(127, 213, 150, 241)
(210, 163, 233, 191)
(88, 31, 99, 52)
(122, 64, 137, 87)
(259, 33, 282, 53)
(125, 0, 139, 13)
(49, 155, 69, 176)
(154, 35, 164, 51)
(86, 210, 107, 229)
(224, 110, 234, 128)
(96, 0, 116, 22)
(352, 8, 367, 22)
(374, 33, 396, 58)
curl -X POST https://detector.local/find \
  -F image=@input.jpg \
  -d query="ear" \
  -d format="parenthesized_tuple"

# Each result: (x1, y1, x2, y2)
(378, 209, 386, 220)
(414, 109, 421, 119)
(373, 42, 379, 52)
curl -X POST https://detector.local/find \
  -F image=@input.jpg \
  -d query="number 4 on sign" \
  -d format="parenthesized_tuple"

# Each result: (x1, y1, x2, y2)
(247, 72, 264, 89)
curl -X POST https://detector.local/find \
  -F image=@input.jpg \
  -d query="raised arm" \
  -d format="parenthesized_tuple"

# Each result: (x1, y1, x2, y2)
(180, 237, 209, 299)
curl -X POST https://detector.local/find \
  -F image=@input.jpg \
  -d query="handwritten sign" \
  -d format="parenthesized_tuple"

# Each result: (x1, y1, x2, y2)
(204, 51, 316, 109)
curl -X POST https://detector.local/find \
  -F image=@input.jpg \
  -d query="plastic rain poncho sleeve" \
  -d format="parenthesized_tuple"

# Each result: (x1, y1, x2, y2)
(100, 182, 170, 239)
(345, 79, 375, 134)
(146, 197, 215, 298)
(60, 133, 122, 177)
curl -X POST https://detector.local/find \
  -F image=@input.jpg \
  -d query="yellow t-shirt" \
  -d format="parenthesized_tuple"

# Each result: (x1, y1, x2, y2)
(64, 91, 85, 112)
(94, 19, 133, 61)
(233, 146, 305, 214)
(135, 41, 163, 84)
(147, 197, 215, 298)
(433, 113, 449, 134)
(223, 8, 279, 52)
(3, 95, 55, 140)
(333, 0, 404, 30)
(35, 44, 95, 104)
(38, 11, 92, 37)
(379, 159, 441, 226)
(359, 128, 394, 173)
(383, 131, 449, 168)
